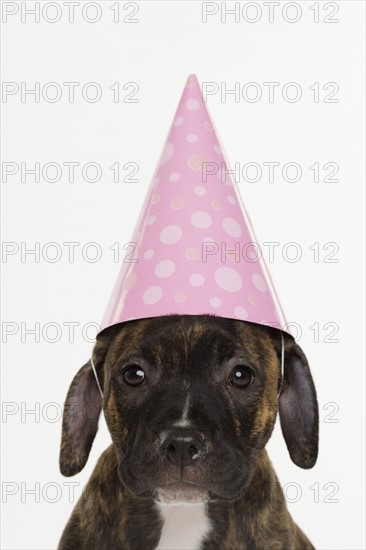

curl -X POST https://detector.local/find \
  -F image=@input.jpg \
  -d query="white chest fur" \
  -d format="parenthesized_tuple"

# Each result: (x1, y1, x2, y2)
(155, 502, 212, 550)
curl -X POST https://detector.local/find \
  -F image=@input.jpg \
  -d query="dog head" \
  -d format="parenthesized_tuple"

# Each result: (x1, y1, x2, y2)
(59, 315, 318, 503)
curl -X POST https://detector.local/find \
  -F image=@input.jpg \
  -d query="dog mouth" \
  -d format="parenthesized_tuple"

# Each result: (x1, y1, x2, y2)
(122, 466, 247, 504)
(120, 445, 249, 503)
(154, 481, 210, 504)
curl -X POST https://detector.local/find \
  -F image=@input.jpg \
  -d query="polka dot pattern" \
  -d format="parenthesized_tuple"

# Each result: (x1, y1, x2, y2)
(123, 272, 137, 291)
(215, 267, 242, 292)
(161, 143, 174, 165)
(189, 273, 205, 287)
(185, 248, 200, 261)
(222, 217, 242, 237)
(234, 306, 248, 320)
(100, 75, 286, 334)
(186, 98, 200, 111)
(143, 286, 162, 305)
(155, 260, 176, 278)
(191, 211, 212, 229)
(175, 292, 187, 302)
(160, 225, 182, 244)
(170, 197, 185, 209)
(252, 273, 267, 292)
(211, 200, 222, 211)
(186, 134, 198, 143)
(169, 172, 180, 182)
(210, 297, 221, 307)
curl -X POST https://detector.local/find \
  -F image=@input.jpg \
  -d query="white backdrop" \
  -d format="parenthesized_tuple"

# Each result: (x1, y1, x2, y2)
(1, 1, 365, 549)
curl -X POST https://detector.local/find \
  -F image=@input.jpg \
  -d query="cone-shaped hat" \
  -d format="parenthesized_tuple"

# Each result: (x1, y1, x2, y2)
(101, 75, 286, 334)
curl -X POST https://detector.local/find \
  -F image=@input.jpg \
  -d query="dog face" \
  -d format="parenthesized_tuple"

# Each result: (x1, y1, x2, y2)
(59, 315, 318, 504)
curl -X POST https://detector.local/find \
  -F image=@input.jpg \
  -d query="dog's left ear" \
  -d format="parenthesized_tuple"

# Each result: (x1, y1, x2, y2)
(278, 336, 319, 469)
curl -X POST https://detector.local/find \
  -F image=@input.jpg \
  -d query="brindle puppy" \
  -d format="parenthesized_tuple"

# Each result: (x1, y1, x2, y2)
(58, 315, 318, 550)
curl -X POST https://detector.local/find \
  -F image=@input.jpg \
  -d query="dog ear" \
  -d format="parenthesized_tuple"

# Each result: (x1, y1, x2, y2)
(278, 338, 319, 469)
(59, 359, 103, 476)
(59, 324, 123, 476)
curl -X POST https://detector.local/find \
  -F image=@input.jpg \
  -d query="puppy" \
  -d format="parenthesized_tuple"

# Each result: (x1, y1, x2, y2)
(58, 314, 318, 549)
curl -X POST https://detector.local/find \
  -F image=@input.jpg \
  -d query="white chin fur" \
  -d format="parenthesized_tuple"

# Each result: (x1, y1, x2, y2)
(155, 483, 210, 504)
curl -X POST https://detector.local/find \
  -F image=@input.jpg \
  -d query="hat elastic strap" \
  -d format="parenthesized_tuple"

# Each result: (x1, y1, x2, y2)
(91, 356, 104, 398)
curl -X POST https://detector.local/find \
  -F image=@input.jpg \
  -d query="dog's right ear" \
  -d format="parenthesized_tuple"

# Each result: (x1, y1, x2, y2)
(59, 359, 103, 477)
(59, 324, 123, 476)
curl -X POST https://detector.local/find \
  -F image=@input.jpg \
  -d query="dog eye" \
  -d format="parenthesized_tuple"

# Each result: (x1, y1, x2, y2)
(123, 365, 145, 386)
(229, 366, 255, 388)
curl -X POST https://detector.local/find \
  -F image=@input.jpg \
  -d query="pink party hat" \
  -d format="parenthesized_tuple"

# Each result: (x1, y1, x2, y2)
(101, 75, 286, 334)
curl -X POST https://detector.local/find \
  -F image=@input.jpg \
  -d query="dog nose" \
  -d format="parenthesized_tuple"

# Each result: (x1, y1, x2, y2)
(162, 431, 205, 467)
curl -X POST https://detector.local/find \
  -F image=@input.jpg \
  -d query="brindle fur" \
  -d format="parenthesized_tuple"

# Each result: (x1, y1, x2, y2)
(59, 315, 318, 550)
